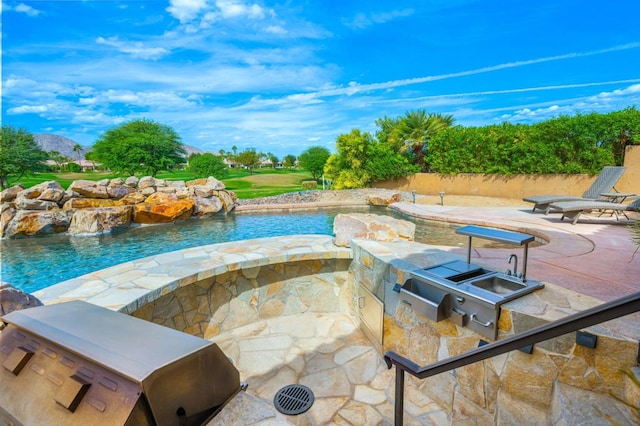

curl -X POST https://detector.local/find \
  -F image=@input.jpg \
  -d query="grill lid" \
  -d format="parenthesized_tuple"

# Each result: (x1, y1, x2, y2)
(2, 300, 211, 383)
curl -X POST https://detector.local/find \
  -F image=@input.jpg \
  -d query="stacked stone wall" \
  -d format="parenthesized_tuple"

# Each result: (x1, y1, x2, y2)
(131, 259, 354, 340)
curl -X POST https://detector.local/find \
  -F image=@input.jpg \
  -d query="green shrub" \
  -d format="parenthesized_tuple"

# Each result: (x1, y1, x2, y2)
(66, 162, 82, 173)
(301, 180, 318, 189)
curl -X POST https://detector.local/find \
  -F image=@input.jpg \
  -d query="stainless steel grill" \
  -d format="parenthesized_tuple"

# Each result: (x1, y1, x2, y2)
(0, 301, 240, 425)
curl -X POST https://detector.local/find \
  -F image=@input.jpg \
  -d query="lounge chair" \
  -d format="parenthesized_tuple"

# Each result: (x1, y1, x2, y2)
(522, 166, 626, 213)
(549, 196, 640, 225)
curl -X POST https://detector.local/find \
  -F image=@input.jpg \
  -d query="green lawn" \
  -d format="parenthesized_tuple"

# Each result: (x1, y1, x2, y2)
(8, 168, 314, 199)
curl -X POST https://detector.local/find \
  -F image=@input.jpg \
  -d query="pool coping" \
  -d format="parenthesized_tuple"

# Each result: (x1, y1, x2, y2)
(34, 235, 351, 314)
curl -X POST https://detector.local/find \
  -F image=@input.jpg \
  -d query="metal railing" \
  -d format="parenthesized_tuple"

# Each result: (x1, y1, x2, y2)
(384, 291, 640, 425)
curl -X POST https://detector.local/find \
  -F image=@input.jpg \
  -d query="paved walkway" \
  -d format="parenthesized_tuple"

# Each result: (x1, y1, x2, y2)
(212, 313, 448, 425)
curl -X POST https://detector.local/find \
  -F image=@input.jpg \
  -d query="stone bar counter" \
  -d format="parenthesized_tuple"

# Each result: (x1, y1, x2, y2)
(350, 238, 639, 424)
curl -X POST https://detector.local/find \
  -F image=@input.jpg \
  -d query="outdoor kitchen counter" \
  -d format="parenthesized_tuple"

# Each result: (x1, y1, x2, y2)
(349, 239, 637, 341)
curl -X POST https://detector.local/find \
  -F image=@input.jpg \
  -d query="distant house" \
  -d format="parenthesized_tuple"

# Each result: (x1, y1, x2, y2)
(45, 159, 101, 172)
(75, 160, 100, 171)
(223, 158, 238, 168)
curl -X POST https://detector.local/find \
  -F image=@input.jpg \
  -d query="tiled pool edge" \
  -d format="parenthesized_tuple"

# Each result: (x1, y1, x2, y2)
(34, 235, 352, 315)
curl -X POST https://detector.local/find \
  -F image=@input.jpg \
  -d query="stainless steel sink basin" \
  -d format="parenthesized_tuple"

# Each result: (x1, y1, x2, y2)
(470, 275, 527, 295)
(405, 260, 545, 339)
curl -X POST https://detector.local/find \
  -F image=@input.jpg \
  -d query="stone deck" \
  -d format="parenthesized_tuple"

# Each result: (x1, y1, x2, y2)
(211, 313, 448, 425)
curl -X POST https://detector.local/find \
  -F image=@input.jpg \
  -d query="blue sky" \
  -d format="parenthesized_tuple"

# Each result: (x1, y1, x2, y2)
(3, 0, 640, 158)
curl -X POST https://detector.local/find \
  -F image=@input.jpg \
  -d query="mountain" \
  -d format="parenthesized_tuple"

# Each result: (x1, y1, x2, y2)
(183, 145, 204, 156)
(34, 134, 88, 160)
(34, 133, 204, 159)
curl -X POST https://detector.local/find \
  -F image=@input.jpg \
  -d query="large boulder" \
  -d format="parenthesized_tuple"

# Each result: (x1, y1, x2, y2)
(0, 185, 25, 203)
(138, 176, 156, 190)
(59, 189, 79, 206)
(68, 206, 133, 235)
(3, 209, 74, 238)
(0, 284, 43, 316)
(167, 180, 187, 189)
(14, 197, 60, 211)
(63, 198, 122, 209)
(190, 185, 213, 198)
(15, 186, 42, 200)
(213, 190, 236, 213)
(68, 180, 109, 199)
(120, 192, 146, 205)
(35, 181, 65, 202)
(191, 196, 223, 216)
(156, 186, 177, 194)
(140, 186, 156, 196)
(145, 192, 177, 204)
(367, 193, 402, 206)
(333, 213, 416, 247)
(186, 177, 225, 190)
(107, 184, 135, 199)
(124, 176, 139, 187)
(0, 204, 16, 238)
(133, 199, 195, 224)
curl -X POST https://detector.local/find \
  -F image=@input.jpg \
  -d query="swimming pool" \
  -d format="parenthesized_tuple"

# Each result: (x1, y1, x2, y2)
(1, 207, 478, 294)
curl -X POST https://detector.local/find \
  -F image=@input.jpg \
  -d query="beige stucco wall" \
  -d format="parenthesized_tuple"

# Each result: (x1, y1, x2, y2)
(375, 145, 639, 199)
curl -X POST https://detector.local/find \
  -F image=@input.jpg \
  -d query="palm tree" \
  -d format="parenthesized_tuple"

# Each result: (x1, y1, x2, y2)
(395, 110, 454, 172)
(72, 143, 83, 166)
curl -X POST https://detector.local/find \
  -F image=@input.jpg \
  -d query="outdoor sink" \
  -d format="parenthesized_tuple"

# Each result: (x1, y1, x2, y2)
(399, 226, 545, 340)
(414, 260, 493, 285)
(470, 274, 527, 295)
(404, 260, 544, 340)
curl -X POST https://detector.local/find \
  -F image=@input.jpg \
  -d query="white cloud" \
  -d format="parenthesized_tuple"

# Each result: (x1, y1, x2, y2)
(7, 105, 49, 114)
(216, 0, 267, 20)
(344, 8, 414, 30)
(5, 3, 42, 17)
(166, 0, 209, 23)
(489, 83, 640, 124)
(96, 36, 169, 60)
(265, 25, 287, 35)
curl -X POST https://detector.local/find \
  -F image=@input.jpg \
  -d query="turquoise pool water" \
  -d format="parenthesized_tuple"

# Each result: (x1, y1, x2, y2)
(1, 207, 471, 294)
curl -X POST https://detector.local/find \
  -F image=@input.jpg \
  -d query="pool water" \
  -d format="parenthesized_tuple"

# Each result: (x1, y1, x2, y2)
(1, 207, 505, 294)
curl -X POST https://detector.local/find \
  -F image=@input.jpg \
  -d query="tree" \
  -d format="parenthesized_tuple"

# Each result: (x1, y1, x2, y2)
(323, 129, 418, 189)
(188, 153, 229, 179)
(236, 148, 262, 174)
(0, 126, 48, 190)
(92, 119, 186, 176)
(266, 152, 279, 168)
(73, 143, 83, 164)
(47, 150, 67, 172)
(298, 146, 331, 180)
(391, 110, 454, 172)
(283, 154, 297, 168)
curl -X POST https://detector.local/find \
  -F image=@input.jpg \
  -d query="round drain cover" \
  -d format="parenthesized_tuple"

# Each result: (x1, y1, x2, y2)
(274, 384, 314, 415)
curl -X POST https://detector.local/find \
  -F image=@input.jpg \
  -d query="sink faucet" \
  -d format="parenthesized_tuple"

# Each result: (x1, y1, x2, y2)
(506, 254, 519, 278)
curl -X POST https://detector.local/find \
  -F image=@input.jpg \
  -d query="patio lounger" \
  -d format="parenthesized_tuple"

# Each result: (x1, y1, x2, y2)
(522, 166, 626, 214)
(549, 197, 640, 225)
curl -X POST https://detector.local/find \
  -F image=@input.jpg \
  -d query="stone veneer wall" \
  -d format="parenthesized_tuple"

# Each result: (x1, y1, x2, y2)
(350, 239, 639, 424)
(131, 259, 354, 340)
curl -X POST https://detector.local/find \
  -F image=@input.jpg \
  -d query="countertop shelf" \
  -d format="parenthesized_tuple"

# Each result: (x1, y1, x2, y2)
(455, 225, 534, 246)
